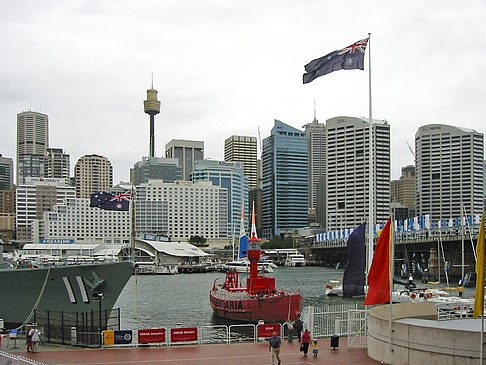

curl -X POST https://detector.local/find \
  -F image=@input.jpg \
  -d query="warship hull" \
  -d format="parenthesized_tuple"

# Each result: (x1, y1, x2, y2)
(0, 261, 133, 327)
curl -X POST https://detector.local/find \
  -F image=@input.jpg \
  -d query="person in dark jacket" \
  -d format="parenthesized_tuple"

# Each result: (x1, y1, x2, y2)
(294, 313, 303, 341)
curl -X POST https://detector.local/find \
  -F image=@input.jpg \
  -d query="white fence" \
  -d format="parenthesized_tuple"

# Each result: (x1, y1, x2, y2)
(301, 304, 368, 349)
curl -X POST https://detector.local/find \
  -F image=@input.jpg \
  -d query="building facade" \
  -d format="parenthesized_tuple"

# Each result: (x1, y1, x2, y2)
(16, 177, 75, 242)
(325, 116, 390, 231)
(390, 165, 416, 216)
(74, 154, 113, 198)
(0, 154, 13, 191)
(33, 197, 130, 244)
(304, 118, 326, 212)
(224, 135, 258, 189)
(135, 180, 228, 241)
(16, 111, 49, 185)
(191, 160, 248, 239)
(165, 139, 204, 181)
(415, 124, 484, 220)
(132, 156, 182, 185)
(262, 120, 308, 238)
(44, 148, 70, 179)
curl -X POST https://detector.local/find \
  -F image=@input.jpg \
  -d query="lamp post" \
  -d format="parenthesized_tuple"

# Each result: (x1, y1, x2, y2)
(94, 293, 104, 332)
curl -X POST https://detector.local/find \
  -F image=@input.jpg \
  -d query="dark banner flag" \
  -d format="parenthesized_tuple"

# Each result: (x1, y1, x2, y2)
(90, 191, 131, 211)
(343, 223, 366, 298)
(303, 38, 368, 84)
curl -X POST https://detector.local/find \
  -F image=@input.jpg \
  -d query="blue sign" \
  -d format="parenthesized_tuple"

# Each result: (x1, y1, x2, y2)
(144, 234, 157, 241)
(40, 239, 74, 244)
(114, 330, 133, 344)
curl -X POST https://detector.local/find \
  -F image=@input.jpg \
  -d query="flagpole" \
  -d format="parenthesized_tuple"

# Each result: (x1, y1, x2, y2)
(367, 32, 374, 280)
(389, 214, 394, 352)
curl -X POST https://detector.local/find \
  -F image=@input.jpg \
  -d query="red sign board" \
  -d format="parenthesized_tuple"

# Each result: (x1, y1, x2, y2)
(138, 328, 166, 344)
(257, 323, 280, 338)
(170, 327, 198, 342)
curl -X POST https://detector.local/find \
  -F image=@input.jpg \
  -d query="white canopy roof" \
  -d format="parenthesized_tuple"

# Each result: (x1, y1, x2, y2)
(138, 240, 210, 257)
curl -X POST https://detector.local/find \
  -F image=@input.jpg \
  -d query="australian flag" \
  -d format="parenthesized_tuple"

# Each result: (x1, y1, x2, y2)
(303, 38, 368, 84)
(90, 191, 131, 211)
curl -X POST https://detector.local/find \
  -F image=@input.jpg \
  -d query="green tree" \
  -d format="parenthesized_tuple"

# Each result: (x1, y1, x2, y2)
(189, 235, 208, 247)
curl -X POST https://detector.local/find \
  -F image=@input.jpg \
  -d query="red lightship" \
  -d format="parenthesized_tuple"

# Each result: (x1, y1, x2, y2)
(209, 206, 302, 322)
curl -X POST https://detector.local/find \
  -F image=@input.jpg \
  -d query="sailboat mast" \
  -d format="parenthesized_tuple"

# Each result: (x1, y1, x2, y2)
(367, 32, 374, 279)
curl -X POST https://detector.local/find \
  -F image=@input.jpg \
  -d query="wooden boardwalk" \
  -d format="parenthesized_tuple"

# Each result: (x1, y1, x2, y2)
(9, 338, 380, 365)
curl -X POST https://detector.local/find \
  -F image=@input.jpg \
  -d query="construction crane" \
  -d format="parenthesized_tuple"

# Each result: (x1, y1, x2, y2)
(406, 140, 415, 159)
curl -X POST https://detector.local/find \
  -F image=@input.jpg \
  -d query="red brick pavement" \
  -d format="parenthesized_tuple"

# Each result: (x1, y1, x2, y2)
(15, 338, 380, 365)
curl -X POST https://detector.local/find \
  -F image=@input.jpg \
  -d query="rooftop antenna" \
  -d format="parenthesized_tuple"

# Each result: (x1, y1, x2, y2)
(313, 99, 317, 122)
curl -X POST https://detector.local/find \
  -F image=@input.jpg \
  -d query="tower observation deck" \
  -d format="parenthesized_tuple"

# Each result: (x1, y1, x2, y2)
(144, 86, 161, 157)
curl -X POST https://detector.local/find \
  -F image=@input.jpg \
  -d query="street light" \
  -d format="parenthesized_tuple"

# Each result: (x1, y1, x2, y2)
(93, 293, 104, 332)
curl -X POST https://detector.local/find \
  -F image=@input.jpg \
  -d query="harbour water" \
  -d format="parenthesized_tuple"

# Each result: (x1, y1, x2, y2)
(114, 265, 477, 330)
(114, 266, 358, 329)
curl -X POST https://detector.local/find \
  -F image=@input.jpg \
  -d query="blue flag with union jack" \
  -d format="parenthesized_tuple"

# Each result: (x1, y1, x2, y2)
(303, 38, 368, 84)
(90, 191, 131, 211)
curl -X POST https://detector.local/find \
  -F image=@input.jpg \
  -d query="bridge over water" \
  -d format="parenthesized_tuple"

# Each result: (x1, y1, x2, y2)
(309, 226, 480, 283)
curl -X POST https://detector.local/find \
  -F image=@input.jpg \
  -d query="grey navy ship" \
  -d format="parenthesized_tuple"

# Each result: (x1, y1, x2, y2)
(0, 245, 133, 327)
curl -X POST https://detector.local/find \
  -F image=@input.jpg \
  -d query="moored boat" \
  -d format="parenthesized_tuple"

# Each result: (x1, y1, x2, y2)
(210, 206, 302, 322)
(0, 245, 133, 328)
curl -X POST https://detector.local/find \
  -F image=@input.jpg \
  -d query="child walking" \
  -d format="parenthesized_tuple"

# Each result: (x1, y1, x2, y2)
(312, 340, 319, 358)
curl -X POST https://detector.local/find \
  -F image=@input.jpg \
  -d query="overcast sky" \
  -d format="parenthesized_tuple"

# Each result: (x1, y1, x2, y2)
(1, 0, 484, 184)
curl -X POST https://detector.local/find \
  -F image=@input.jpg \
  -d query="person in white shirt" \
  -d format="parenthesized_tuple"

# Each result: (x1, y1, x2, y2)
(31, 326, 41, 353)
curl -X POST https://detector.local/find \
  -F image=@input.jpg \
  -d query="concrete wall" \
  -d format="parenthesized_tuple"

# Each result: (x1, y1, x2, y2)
(368, 302, 483, 365)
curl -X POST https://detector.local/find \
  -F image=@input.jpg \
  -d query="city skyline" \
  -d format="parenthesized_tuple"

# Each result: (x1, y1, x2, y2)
(1, 1, 485, 184)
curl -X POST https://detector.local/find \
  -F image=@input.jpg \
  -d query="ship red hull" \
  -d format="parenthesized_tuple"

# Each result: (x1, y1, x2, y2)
(210, 289, 302, 322)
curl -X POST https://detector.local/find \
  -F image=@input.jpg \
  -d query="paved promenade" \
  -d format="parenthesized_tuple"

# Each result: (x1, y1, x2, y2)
(4, 338, 380, 365)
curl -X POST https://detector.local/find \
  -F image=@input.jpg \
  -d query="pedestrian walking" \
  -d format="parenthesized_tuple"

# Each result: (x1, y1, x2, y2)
(294, 313, 303, 341)
(268, 331, 282, 365)
(285, 319, 294, 343)
(301, 329, 311, 357)
(31, 325, 41, 353)
(312, 340, 319, 357)
(26, 326, 33, 352)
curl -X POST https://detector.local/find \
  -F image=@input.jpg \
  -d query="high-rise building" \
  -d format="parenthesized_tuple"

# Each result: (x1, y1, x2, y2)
(74, 154, 113, 198)
(390, 165, 416, 215)
(224, 135, 258, 189)
(16, 111, 49, 185)
(135, 180, 228, 240)
(0, 154, 13, 191)
(16, 177, 75, 242)
(165, 140, 204, 181)
(262, 120, 308, 238)
(304, 117, 326, 212)
(132, 156, 182, 185)
(44, 148, 70, 179)
(0, 189, 15, 243)
(191, 160, 248, 239)
(33, 197, 130, 244)
(415, 124, 484, 220)
(325, 116, 390, 231)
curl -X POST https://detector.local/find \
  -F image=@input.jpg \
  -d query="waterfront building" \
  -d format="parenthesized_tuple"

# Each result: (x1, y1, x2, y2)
(224, 135, 258, 189)
(15, 177, 75, 242)
(191, 160, 248, 240)
(262, 120, 308, 238)
(165, 139, 204, 181)
(390, 165, 416, 216)
(44, 148, 70, 179)
(415, 124, 484, 220)
(33, 197, 130, 244)
(16, 111, 49, 185)
(325, 116, 390, 231)
(303, 117, 326, 214)
(74, 154, 113, 198)
(135, 179, 228, 241)
(132, 156, 182, 185)
(0, 154, 13, 191)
